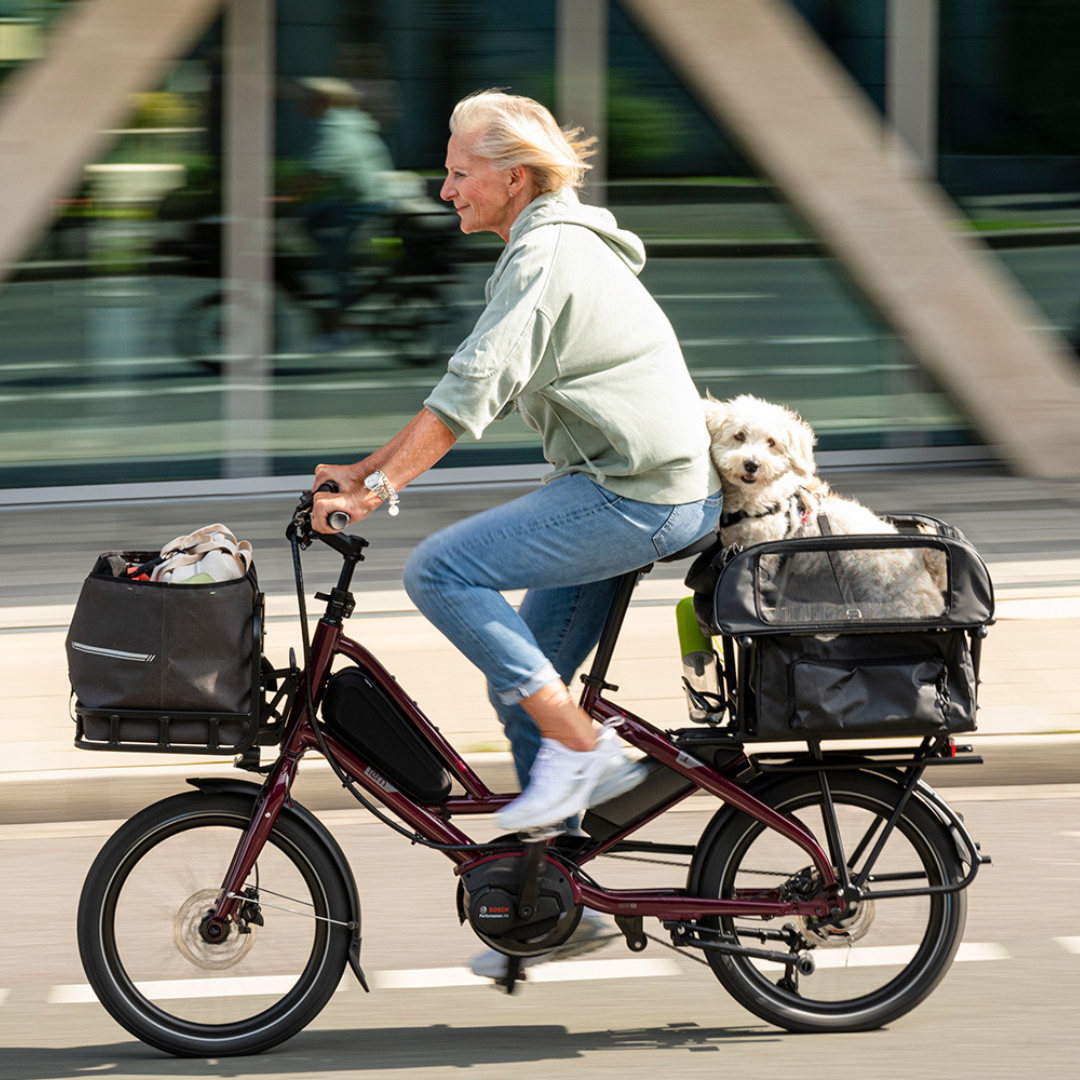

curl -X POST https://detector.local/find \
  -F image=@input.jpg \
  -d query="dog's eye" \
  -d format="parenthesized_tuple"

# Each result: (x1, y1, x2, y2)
(767, 438, 776, 448)
(734, 432, 745, 442)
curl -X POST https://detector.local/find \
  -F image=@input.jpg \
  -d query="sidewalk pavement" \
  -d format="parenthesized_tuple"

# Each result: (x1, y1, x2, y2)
(1, 465, 1079, 822)
(2, 556, 1078, 824)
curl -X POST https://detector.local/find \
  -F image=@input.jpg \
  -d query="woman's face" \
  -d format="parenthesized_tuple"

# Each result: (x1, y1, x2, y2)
(441, 131, 526, 242)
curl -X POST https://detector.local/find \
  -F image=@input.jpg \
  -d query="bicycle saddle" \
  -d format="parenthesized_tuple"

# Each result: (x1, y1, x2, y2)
(659, 531, 720, 563)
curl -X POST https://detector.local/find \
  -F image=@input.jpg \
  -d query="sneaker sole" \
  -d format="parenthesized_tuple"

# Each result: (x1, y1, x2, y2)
(588, 760, 648, 807)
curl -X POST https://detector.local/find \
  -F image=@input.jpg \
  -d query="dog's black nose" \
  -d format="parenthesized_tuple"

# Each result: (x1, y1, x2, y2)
(743, 460, 759, 474)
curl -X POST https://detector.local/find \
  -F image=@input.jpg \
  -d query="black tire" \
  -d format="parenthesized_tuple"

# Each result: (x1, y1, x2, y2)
(175, 291, 291, 372)
(362, 285, 457, 366)
(77, 791, 352, 1057)
(694, 771, 967, 1033)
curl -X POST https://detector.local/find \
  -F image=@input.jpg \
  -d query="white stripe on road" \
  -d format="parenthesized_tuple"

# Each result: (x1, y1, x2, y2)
(1055, 937, 1080, 954)
(45, 944, 1010, 1005)
(49, 974, 350, 1004)
(528, 957, 680, 983)
(48, 958, 680, 1004)
(753, 941, 1010, 972)
(373, 958, 679, 989)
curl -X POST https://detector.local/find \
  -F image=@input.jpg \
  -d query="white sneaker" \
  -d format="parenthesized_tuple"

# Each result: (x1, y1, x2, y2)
(470, 949, 548, 979)
(588, 754, 648, 807)
(470, 912, 620, 979)
(495, 730, 625, 832)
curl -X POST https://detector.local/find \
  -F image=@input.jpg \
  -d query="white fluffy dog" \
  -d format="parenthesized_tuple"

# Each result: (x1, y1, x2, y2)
(702, 394, 945, 619)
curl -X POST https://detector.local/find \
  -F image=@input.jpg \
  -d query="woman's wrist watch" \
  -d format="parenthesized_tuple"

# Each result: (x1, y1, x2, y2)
(364, 470, 400, 516)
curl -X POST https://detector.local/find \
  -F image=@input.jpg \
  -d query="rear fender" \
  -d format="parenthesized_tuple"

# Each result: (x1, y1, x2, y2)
(687, 755, 984, 894)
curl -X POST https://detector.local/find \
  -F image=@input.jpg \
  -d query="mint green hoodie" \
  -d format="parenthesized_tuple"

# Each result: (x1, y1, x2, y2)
(424, 188, 718, 504)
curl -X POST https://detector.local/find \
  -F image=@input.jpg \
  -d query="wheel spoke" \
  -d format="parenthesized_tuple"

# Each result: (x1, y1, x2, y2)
(696, 773, 966, 1032)
(78, 792, 350, 1056)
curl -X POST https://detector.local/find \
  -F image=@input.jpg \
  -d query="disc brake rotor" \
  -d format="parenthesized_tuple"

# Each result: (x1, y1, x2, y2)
(798, 897, 876, 948)
(174, 888, 256, 970)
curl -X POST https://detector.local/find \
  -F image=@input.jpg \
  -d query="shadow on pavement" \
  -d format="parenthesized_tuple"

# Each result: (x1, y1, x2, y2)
(0, 1021, 781, 1075)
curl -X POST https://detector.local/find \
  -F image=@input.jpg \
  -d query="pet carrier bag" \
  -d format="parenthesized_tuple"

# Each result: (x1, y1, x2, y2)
(67, 530, 263, 754)
(685, 515, 994, 741)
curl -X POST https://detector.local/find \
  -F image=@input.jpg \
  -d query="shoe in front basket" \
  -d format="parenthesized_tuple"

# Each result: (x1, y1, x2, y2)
(495, 729, 627, 832)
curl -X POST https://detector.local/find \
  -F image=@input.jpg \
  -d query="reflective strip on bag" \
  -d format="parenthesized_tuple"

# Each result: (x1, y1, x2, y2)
(70, 642, 157, 663)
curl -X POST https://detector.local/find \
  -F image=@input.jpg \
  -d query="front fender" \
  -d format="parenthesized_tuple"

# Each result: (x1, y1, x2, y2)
(186, 776, 368, 990)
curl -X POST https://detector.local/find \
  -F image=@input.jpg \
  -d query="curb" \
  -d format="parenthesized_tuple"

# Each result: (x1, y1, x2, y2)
(2, 736, 1078, 827)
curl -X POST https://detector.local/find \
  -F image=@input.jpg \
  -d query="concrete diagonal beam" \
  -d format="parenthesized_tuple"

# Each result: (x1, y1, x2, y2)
(621, 0, 1080, 478)
(0, 0, 224, 287)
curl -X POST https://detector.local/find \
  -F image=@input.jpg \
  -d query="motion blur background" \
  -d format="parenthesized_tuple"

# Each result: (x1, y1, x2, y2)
(1, 0, 1079, 492)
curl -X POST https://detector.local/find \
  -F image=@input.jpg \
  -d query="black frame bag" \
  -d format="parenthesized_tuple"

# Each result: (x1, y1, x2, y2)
(67, 551, 263, 751)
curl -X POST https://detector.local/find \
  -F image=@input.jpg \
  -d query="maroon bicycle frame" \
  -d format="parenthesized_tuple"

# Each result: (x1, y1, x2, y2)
(207, 603, 841, 937)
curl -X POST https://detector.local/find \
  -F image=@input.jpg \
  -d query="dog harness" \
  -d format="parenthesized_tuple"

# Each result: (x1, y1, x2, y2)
(721, 488, 817, 537)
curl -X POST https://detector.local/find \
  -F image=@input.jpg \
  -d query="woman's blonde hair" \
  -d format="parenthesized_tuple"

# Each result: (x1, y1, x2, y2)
(449, 90, 596, 194)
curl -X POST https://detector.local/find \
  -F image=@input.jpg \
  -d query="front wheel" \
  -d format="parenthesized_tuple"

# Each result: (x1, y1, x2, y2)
(694, 771, 967, 1033)
(77, 791, 352, 1057)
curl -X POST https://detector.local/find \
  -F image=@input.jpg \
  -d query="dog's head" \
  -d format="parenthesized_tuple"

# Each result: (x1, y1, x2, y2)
(703, 394, 817, 490)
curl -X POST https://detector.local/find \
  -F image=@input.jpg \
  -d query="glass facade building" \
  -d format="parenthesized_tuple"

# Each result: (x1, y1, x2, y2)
(0, 0, 1077, 489)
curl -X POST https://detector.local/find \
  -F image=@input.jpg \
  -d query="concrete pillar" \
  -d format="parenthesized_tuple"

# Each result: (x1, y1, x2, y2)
(223, 0, 273, 479)
(887, 0, 938, 175)
(556, 0, 608, 203)
(619, 0, 1080, 477)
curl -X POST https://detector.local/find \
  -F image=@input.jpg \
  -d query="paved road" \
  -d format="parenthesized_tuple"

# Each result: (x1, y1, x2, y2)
(0, 790, 1078, 1078)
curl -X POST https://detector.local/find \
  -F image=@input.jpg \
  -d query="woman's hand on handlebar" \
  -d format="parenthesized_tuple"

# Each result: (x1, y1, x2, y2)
(311, 463, 379, 533)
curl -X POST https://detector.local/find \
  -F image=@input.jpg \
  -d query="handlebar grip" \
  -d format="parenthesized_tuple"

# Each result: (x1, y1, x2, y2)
(328, 511, 350, 531)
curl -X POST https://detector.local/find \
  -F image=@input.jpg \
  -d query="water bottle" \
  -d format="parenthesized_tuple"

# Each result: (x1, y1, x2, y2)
(676, 596, 724, 724)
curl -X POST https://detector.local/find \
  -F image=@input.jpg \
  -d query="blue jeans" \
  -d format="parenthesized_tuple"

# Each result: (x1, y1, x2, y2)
(403, 474, 720, 786)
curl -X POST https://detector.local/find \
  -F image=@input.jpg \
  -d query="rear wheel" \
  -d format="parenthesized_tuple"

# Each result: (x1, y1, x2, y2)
(695, 771, 967, 1032)
(175, 291, 291, 371)
(77, 791, 352, 1056)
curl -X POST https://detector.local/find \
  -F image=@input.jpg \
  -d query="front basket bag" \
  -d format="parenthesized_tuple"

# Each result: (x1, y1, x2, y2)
(66, 550, 261, 715)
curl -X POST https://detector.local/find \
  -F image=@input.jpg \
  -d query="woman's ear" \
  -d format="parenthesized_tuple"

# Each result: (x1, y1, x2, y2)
(508, 164, 529, 198)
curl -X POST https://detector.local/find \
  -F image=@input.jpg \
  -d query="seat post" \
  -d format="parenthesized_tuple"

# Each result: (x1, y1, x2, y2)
(578, 531, 719, 706)
(580, 565, 650, 699)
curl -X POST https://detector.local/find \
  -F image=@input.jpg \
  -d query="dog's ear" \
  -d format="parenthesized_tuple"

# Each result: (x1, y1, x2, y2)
(788, 413, 818, 477)
(701, 394, 728, 438)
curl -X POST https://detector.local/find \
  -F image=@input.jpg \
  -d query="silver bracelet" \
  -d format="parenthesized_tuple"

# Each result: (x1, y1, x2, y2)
(364, 470, 400, 516)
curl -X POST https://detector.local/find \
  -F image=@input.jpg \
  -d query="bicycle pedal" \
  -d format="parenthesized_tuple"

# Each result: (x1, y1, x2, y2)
(495, 955, 526, 995)
(517, 825, 563, 842)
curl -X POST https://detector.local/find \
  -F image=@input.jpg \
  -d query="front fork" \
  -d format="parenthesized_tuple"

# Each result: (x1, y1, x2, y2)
(204, 612, 343, 934)
(203, 751, 302, 936)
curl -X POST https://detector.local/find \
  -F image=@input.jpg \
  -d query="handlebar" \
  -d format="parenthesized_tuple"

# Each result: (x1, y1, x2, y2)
(288, 482, 368, 563)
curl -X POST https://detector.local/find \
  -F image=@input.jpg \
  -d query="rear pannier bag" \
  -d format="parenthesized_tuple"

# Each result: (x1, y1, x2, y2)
(752, 630, 976, 740)
(67, 550, 262, 752)
(685, 516, 994, 741)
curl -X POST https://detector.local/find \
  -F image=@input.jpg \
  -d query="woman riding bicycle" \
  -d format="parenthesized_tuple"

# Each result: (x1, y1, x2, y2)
(311, 88, 720, 835)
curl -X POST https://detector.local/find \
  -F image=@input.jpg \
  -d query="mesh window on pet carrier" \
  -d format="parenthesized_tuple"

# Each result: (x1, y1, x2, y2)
(756, 543, 948, 625)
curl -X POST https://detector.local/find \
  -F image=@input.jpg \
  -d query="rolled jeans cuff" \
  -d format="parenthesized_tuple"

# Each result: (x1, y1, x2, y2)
(495, 661, 561, 705)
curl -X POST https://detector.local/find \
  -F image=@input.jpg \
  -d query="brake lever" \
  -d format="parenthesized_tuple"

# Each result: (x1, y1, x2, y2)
(288, 481, 351, 546)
